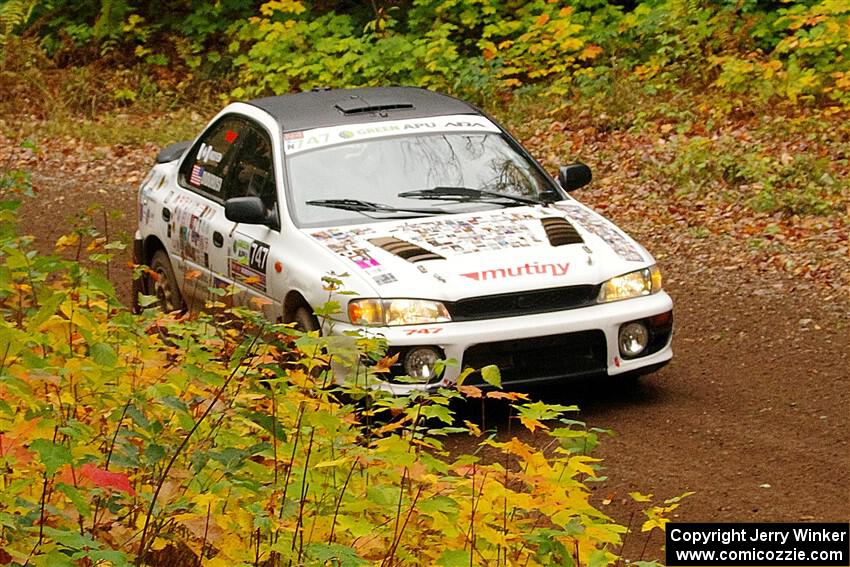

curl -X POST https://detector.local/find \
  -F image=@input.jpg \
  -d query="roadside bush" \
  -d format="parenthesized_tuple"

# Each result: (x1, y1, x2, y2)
(663, 134, 844, 215)
(0, 166, 680, 565)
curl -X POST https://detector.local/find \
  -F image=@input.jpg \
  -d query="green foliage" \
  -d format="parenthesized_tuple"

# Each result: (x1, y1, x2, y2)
(0, 165, 679, 564)
(229, 0, 598, 100)
(0, 0, 37, 66)
(711, 1, 850, 104)
(5, 0, 850, 106)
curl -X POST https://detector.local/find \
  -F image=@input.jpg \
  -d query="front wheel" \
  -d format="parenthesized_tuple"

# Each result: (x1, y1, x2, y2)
(292, 305, 320, 333)
(149, 250, 185, 313)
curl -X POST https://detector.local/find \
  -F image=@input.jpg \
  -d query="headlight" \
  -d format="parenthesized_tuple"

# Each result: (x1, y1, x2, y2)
(348, 299, 451, 326)
(598, 265, 662, 303)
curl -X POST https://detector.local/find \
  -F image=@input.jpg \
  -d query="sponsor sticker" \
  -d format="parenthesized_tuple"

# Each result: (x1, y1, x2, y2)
(200, 170, 222, 192)
(461, 262, 570, 281)
(198, 142, 223, 165)
(230, 260, 267, 293)
(555, 202, 643, 262)
(283, 114, 501, 155)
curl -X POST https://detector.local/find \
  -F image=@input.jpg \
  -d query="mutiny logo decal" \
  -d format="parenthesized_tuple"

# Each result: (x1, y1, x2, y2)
(461, 262, 569, 281)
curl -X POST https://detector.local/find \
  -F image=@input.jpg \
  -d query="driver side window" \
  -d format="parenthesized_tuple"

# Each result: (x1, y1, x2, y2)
(227, 125, 277, 213)
(179, 117, 247, 201)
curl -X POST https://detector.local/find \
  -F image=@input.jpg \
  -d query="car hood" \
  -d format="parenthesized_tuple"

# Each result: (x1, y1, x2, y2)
(304, 201, 652, 300)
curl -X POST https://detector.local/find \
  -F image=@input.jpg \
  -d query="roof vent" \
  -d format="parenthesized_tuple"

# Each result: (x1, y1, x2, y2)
(334, 100, 415, 115)
(368, 237, 444, 263)
(541, 217, 583, 246)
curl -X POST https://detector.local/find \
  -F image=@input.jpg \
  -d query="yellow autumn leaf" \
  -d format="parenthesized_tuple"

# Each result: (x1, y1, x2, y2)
(314, 456, 350, 468)
(629, 491, 653, 502)
(55, 234, 79, 250)
(519, 416, 548, 433)
(463, 420, 481, 436)
(642, 517, 669, 532)
(579, 44, 603, 60)
(260, 0, 306, 16)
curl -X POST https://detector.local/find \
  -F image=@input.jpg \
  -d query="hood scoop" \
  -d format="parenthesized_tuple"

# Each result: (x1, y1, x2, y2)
(368, 237, 445, 263)
(541, 217, 583, 246)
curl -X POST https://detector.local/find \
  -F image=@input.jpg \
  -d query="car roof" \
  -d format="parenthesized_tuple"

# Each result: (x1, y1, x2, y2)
(247, 86, 482, 132)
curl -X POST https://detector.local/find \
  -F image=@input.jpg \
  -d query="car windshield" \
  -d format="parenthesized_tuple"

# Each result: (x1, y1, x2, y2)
(285, 132, 556, 227)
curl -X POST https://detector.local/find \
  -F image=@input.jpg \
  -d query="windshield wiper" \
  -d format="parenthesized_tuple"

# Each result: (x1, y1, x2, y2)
(306, 199, 450, 216)
(398, 186, 541, 206)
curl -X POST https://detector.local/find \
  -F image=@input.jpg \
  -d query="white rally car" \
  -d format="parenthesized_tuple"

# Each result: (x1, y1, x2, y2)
(133, 87, 672, 393)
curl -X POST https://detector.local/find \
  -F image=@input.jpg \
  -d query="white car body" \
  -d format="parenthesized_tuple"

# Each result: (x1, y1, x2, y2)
(134, 87, 672, 393)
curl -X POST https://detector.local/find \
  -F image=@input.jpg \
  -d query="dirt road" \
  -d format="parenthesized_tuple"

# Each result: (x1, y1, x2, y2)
(7, 132, 849, 562)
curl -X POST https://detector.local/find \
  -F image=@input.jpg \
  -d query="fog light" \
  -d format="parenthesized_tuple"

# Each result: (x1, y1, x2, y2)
(619, 321, 649, 358)
(404, 348, 440, 380)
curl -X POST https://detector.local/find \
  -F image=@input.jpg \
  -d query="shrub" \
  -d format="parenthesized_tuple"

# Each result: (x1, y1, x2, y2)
(229, 0, 598, 100)
(663, 134, 845, 215)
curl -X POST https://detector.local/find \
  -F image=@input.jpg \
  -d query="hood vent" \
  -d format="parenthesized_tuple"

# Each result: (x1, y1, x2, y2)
(541, 217, 583, 246)
(369, 237, 444, 263)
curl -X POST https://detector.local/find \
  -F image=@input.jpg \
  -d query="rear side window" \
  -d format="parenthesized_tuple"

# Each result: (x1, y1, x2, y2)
(179, 117, 246, 200)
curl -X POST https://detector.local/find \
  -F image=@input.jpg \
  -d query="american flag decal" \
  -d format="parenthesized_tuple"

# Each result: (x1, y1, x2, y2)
(190, 165, 204, 186)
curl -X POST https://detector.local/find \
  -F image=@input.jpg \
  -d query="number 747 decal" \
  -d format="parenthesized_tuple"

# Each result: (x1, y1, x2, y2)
(404, 328, 443, 336)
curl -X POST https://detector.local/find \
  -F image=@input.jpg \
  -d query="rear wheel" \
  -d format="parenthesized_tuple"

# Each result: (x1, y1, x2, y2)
(150, 250, 185, 313)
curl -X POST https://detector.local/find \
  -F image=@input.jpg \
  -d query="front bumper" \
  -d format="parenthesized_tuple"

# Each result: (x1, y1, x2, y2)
(331, 291, 674, 394)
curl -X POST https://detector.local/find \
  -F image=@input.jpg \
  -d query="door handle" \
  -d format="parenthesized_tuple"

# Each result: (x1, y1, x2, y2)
(213, 231, 224, 248)
(162, 207, 171, 222)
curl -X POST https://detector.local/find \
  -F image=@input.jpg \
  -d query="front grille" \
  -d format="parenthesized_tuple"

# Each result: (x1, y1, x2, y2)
(446, 285, 599, 321)
(463, 330, 607, 385)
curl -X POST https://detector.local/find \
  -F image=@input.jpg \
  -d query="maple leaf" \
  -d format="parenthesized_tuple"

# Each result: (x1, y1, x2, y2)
(250, 296, 273, 308)
(0, 433, 33, 465)
(486, 390, 528, 401)
(79, 463, 135, 496)
(519, 416, 548, 433)
(372, 352, 399, 374)
(457, 384, 482, 398)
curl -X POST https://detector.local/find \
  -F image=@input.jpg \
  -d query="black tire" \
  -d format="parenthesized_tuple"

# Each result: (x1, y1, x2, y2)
(150, 250, 185, 313)
(292, 305, 320, 333)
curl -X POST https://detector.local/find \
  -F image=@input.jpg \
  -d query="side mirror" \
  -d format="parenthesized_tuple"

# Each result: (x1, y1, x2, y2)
(225, 196, 275, 227)
(558, 163, 592, 192)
